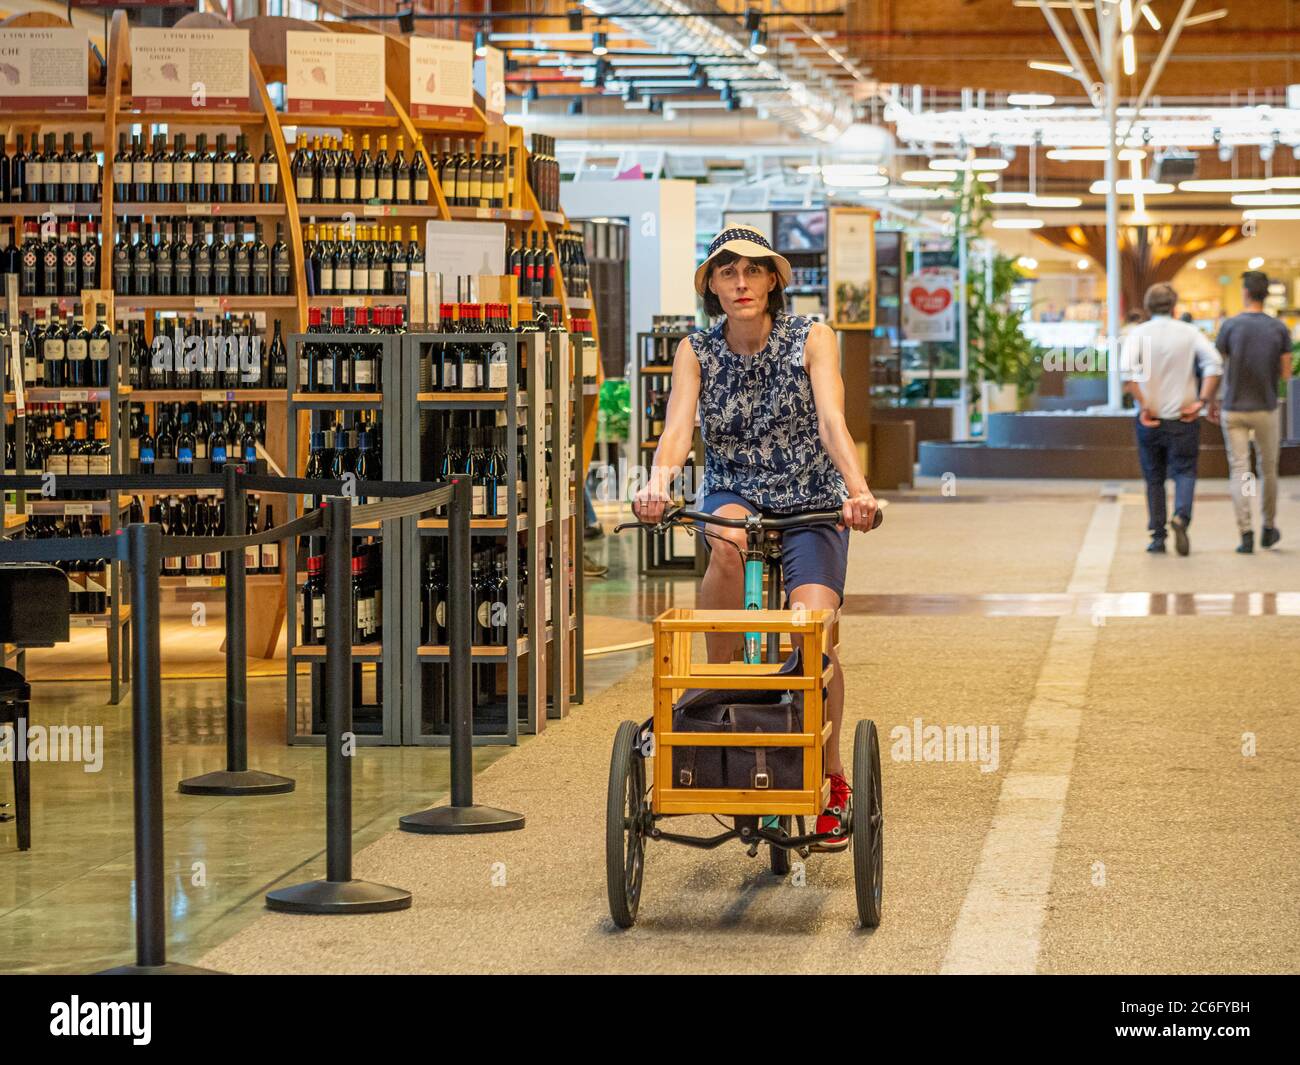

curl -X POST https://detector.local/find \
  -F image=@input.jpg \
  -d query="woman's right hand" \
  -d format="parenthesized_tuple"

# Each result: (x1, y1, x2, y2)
(632, 482, 672, 526)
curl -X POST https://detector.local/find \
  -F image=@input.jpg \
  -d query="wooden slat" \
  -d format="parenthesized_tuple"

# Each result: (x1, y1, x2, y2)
(657, 787, 818, 817)
(656, 731, 813, 748)
(656, 674, 815, 691)
(654, 608, 836, 634)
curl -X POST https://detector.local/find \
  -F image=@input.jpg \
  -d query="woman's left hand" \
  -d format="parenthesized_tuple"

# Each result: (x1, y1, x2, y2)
(841, 490, 879, 533)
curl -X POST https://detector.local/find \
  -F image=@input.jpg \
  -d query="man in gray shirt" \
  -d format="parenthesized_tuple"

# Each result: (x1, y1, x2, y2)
(1214, 270, 1293, 553)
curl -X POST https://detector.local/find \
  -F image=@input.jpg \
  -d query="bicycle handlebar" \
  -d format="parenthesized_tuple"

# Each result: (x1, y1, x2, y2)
(615, 504, 883, 535)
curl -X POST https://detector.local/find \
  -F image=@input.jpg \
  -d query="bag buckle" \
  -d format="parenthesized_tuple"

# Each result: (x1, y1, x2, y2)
(752, 769, 771, 789)
(679, 769, 694, 786)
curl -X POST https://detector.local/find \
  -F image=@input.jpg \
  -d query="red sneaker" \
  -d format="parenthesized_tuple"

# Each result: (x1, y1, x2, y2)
(813, 772, 851, 851)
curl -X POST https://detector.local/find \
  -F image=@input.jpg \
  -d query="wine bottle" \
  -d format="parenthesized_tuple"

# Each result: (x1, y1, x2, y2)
(259, 133, 278, 203)
(234, 133, 255, 203)
(172, 134, 192, 204)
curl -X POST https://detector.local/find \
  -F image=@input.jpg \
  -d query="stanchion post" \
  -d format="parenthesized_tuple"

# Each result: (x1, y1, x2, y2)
(265, 496, 411, 914)
(100, 522, 218, 974)
(399, 477, 525, 835)
(178, 465, 295, 797)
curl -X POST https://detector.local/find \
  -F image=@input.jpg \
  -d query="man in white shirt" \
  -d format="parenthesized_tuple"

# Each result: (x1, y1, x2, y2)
(1120, 283, 1223, 555)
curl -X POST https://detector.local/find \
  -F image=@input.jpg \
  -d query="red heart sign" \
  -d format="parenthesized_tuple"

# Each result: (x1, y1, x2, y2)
(909, 287, 952, 315)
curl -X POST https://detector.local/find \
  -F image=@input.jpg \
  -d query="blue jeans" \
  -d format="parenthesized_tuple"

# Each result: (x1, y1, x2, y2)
(1136, 417, 1200, 539)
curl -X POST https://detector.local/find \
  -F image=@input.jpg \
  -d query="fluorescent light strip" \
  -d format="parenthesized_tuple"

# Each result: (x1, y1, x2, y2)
(992, 218, 1045, 229)
(1027, 195, 1083, 207)
(1178, 179, 1272, 192)
(900, 170, 956, 184)
(1231, 194, 1300, 206)
(1046, 148, 1146, 162)
(929, 158, 1010, 172)
(1242, 208, 1300, 219)
(1089, 179, 1175, 194)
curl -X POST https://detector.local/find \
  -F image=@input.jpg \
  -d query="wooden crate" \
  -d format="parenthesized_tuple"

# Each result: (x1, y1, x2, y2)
(651, 608, 835, 818)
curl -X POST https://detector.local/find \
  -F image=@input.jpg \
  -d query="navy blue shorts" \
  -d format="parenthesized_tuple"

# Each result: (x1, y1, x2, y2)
(699, 490, 850, 604)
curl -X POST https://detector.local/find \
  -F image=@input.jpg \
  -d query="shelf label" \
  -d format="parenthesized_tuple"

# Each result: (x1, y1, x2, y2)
(59, 390, 90, 402)
(362, 204, 399, 218)
(63, 503, 93, 516)
(130, 28, 251, 111)
(200, 390, 235, 402)
(184, 576, 220, 588)
(410, 37, 474, 122)
(286, 31, 385, 116)
(0, 28, 89, 111)
(70, 616, 97, 628)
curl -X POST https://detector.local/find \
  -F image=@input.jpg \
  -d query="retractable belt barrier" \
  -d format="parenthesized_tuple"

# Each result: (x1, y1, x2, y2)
(0, 469, 503, 967)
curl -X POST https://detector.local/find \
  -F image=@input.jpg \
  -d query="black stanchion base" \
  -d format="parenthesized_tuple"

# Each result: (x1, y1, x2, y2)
(178, 769, 296, 796)
(97, 962, 224, 974)
(398, 804, 526, 835)
(264, 878, 412, 915)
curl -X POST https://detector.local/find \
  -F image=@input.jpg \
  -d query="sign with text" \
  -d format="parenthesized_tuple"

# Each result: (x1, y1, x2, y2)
(828, 207, 877, 330)
(131, 28, 250, 111)
(473, 45, 506, 121)
(902, 268, 958, 342)
(410, 37, 474, 122)
(425, 220, 505, 289)
(286, 31, 386, 116)
(0, 28, 89, 111)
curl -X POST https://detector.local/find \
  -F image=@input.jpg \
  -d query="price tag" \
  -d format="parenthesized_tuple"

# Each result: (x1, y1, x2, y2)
(70, 616, 96, 628)
(4, 504, 15, 516)
(341, 297, 366, 308)
(362, 204, 397, 217)
(200, 390, 235, 402)
(187, 203, 211, 216)
(185, 576, 216, 588)
(63, 503, 93, 516)
(60, 390, 89, 402)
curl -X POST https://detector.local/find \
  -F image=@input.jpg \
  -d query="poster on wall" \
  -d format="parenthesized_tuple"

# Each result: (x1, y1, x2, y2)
(902, 267, 958, 342)
(131, 28, 250, 111)
(0, 28, 89, 111)
(473, 45, 506, 121)
(286, 31, 386, 116)
(410, 37, 475, 122)
(828, 207, 877, 329)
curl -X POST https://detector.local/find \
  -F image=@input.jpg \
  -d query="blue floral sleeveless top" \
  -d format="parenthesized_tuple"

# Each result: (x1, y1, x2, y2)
(690, 313, 847, 512)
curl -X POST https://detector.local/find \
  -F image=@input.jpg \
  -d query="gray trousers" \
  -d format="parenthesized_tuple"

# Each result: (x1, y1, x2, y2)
(1221, 408, 1280, 532)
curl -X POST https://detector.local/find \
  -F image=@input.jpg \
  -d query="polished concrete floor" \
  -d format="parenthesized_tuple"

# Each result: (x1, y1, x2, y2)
(3, 477, 1299, 973)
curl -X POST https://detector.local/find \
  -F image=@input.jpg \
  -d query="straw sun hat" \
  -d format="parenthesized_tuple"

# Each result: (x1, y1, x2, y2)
(693, 224, 792, 297)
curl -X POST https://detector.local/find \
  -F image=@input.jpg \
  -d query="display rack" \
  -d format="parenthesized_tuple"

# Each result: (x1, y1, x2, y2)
(398, 324, 578, 745)
(283, 327, 402, 746)
(1, 336, 133, 703)
(634, 329, 705, 576)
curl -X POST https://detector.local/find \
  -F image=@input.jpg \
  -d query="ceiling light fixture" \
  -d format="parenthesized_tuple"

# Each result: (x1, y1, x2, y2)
(929, 157, 1010, 172)
(977, 172, 1003, 182)
(1244, 210, 1300, 222)
(524, 84, 539, 102)
(987, 192, 1035, 204)
(992, 218, 1045, 229)
(568, 97, 583, 116)
(1077, 258, 1090, 270)
(1007, 93, 1055, 107)
(1028, 60, 1076, 76)
(1248, 255, 1267, 268)
(591, 32, 608, 56)
(1178, 179, 1271, 192)
(1089, 179, 1175, 194)
(1231, 194, 1300, 206)
(474, 26, 488, 57)
(1184, 8, 1229, 27)
(749, 28, 768, 54)
(1027, 195, 1084, 207)
(1016, 256, 1038, 270)
(1195, 258, 1207, 269)
(744, 7, 762, 33)
(1269, 176, 1300, 189)
(1045, 148, 1145, 162)
(1142, 6, 1162, 30)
